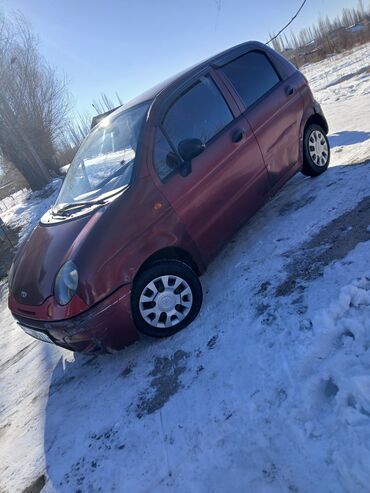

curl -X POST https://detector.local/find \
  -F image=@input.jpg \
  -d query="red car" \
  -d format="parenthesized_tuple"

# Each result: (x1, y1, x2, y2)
(8, 41, 330, 353)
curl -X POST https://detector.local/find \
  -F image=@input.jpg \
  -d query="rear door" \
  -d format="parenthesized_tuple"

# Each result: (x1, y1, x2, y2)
(218, 50, 304, 187)
(150, 73, 269, 263)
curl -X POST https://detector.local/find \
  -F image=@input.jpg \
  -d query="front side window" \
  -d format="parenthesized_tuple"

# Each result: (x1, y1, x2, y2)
(221, 51, 280, 109)
(153, 129, 176, 181)
(163, 76, 233, 151)
(54, 102, 150, 212)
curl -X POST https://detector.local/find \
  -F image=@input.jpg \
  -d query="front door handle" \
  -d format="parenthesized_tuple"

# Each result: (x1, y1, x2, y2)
(285, 85, 295, 96)
(232, 128, 245, 143)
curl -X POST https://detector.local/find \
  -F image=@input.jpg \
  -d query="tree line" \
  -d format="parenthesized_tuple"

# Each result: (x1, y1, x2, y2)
(0, 13, 123, 190)
(1, 3, 370, 191)
(270, 1, 370, 66)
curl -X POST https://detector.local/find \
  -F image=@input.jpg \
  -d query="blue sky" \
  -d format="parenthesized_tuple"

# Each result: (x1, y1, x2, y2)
(0, 0, 361, 114)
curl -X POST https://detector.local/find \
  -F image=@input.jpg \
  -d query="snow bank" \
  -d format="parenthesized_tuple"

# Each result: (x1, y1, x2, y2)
(1, 179, 61, 242)
(302, 42, 370, 104)
(301, 277, 370, 491)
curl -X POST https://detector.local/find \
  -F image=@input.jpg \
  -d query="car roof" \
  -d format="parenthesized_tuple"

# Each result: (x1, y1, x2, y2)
(113, 40, 268, 115)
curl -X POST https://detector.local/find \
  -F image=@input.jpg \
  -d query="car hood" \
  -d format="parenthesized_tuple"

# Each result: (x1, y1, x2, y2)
(11, 214, 93, 306)
(10, 176, 174, 309)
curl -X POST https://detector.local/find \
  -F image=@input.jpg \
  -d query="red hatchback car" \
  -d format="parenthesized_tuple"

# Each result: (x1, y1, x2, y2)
(8, 41, 330, 353)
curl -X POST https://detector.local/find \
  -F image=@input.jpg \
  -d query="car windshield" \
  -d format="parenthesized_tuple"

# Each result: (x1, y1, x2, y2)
(54, 101, 151, 213)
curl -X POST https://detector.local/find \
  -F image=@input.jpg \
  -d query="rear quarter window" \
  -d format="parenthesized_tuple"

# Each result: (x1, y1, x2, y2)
(221, 51, 280, 109)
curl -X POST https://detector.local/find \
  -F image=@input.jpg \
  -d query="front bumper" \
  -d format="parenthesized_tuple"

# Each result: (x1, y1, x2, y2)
(10, 284, 139, 353)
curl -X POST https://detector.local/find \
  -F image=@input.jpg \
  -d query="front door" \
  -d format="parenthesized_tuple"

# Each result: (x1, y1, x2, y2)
(151, 74, 269, 264)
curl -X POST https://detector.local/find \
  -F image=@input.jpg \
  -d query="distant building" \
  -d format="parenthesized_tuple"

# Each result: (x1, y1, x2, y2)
(346, 22, 366, 33)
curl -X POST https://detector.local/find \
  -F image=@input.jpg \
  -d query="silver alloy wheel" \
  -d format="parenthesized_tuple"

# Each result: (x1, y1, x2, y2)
(139, 275, 193, 328)
(308, 129, 329, 167)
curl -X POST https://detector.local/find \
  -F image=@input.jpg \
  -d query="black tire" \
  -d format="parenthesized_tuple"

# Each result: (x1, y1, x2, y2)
(301, 123, 330, 177)
(131, 260, 203, 337)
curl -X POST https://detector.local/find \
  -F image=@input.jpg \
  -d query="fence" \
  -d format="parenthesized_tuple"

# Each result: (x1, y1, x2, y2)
(0, 216, 15, 279)
(0, 188, 28, 214)
(0, 214, 15, 245)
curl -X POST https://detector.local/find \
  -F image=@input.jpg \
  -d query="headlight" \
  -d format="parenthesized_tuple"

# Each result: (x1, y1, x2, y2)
(54, 261, 79, 306)
(8, 262, 15, 289)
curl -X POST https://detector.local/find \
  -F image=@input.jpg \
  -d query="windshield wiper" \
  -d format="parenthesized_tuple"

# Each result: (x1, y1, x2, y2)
(53, 198, 107, 216)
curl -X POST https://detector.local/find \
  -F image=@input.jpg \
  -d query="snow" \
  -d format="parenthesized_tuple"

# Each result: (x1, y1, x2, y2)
(1, 43, 370, 492)
(1, 179, 61, 243)
(302, 42, 370, 104)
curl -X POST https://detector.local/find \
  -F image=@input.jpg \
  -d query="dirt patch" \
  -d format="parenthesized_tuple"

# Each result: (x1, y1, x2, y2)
(0, 341, 37, 374)
(256, 281, 271, 296)
(261, 310, 277, 326)
(279, 195, 315, 217)
(276, 196, 370, 297)
(255, 303, 270, 316)
(121, 362, 135, 378)
(262, 462, 278, 483)
(63, 458, 86, 489)
(207, 335, 218, 349)
(0, 421, 11, 440)
(88, 427, 124, 452)
(22, 475, 45, 493)
(324, 378, 339, 398)
(136, 350, 189, 418)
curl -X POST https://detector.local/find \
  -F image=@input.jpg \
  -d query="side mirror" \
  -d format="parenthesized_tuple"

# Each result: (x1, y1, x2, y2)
(177, 138, 205, 177)
(166, 151, 180, 170)
(178, 138, 205, 162)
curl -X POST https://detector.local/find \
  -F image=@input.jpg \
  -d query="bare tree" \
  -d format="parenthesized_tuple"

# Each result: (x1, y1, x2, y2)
(57, 92, 123, 167)
(91, 92, 123, 116)
(270, 0, 370, 67)
(0, 13, 70, 190)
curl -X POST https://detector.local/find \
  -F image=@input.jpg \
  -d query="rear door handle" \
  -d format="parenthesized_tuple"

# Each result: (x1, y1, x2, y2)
(285, 85, 295, 97)
(231, 128, 245, 143)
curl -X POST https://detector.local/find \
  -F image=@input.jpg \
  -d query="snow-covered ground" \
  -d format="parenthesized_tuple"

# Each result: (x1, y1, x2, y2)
(0, 43, 370, 493)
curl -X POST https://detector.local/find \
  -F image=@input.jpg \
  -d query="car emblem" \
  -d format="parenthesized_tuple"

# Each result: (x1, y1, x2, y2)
(20, 291, 28, 299)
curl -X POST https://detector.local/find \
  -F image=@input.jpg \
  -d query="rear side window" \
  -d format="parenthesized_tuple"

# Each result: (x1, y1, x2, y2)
(163, 76, 233, 150)
(221, 51, 280, 109)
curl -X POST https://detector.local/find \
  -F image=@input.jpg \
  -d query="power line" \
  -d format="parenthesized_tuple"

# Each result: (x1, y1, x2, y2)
(266, 0, 308, 45)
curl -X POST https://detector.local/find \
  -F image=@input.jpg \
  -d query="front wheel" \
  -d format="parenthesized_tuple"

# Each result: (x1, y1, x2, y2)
(302, 123, 330, 177)
(131, 260, 203, 337)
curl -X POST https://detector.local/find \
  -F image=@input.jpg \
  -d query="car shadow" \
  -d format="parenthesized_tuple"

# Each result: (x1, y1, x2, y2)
(43, 353, 129, 490)
(329, 130, 370, 148)
(42, 334, 169, 491)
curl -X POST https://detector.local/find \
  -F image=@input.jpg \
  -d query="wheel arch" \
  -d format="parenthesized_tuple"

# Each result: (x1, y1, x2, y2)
(304, 113, 329, 135)
(135, 246, 202, 281)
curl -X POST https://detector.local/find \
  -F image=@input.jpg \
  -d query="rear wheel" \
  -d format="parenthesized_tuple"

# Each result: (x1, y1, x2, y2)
(302, 123, 330, 177)
(132, 260, 203, 337)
